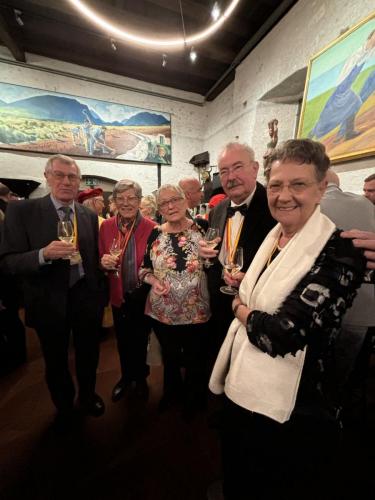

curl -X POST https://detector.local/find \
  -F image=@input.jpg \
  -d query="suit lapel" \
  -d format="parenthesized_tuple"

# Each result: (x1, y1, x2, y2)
(75, 202, 91, 255)
(40, 195, 60, 244)
(211, 199, 230, 252)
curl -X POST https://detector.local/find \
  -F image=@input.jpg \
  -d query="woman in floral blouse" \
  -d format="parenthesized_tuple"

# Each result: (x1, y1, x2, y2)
(139, 184, 210, 416)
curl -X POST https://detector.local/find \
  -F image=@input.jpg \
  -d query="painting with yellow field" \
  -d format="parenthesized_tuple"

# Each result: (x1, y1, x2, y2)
(0, 82, 171, 164)
(298, 12, 375, 162)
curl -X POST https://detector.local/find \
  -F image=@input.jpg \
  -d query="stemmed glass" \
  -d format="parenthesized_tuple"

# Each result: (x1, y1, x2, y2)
(203, 227, 219, 268)
(220, 247, 243, 295)
(57, 221, 74, 259)
(110, 238, 122, 277)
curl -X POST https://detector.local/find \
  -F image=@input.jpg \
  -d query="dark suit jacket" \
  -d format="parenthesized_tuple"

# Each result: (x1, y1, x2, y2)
(206, 182, 276, 297)
(0, 195, 104, 328)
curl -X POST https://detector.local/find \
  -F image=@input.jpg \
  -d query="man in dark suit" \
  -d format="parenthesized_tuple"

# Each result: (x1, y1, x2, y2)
(0, 154, 105, 425)
(199, 142, 276, 358)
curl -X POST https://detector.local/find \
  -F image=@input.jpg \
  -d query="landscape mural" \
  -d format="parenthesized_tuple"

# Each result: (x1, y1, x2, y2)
(0, 83, 172, 164)
(298, 12, 375, 162)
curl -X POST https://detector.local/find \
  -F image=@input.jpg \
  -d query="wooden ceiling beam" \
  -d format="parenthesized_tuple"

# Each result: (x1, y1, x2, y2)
(0, 9, 26, 62)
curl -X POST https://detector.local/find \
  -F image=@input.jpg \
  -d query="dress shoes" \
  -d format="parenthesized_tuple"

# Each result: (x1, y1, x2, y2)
(111, 379, 128, 402)
(78, 393, 105, 417)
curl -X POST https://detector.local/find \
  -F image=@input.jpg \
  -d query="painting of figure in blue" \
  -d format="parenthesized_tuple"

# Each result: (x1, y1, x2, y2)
(299, 13, 375, 162)
(0, 83, 172, 164)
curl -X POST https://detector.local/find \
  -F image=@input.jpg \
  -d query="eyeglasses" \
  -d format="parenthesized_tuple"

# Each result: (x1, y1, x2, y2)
(49, 171, 80, 182)
(267, 181, 317, 194)
(115, 195, 139, 205)
(158, 196, 184, 210)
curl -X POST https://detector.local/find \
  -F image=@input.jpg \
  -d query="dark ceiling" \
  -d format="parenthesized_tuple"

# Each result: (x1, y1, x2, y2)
(0, 0, 297, 101)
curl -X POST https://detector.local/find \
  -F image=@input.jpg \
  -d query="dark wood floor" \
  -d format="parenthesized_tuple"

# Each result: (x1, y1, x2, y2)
(1, 326, 375, 500)
(0, 327, 221, 500)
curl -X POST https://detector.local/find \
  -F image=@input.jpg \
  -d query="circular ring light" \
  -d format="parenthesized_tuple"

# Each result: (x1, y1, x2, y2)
(68, 0, 240, 49)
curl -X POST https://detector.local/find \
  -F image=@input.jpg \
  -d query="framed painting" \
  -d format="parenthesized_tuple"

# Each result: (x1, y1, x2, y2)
(0, 83, 172, 164)
(298, 12, 375, 162)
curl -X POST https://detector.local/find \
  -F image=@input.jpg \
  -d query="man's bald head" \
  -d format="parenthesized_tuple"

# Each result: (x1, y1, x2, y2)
(326, 169, 340, 187)
(178, 177, 203, 209)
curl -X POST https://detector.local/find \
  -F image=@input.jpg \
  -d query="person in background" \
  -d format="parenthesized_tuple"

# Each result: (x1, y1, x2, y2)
(199, 143, 276, 361)
(363, 172, 375, 205)
(0, 182, 11, 219)
(321, 169, 375, 426)
(178, 177, 203, 212)
(78, 187, 106, 226)
(139, 184, 210, 418)
(140, 194, 158, 221)
(100, 179, 156, 402)
(107, 194, 117, 218)
(0, 154, 105, 429)
(210, 139, 372, 500)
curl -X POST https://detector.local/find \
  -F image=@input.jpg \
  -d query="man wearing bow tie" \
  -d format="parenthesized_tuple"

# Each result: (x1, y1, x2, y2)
(199, 143, 276, 358)
(0, 154, 105, 429)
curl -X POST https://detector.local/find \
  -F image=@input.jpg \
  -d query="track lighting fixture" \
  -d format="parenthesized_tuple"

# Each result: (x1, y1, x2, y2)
(162, 54, 167, 68)
(14, 9, 24, 27)
(110, 38, 117, 51)
(189, 47, 197, 63)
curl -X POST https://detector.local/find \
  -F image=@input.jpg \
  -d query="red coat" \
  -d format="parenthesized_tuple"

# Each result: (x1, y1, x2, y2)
(99, 215, 156, 307)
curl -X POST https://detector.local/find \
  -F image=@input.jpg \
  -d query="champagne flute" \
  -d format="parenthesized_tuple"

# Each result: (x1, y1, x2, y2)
(220, 247, 243, 295)
(57, 221, 74, 259)
(110, 238, 122, 277)
(203, 227, 219, 268)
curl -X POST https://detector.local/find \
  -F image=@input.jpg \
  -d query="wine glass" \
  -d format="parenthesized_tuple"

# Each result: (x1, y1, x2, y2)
(203, 227, 219, 268)
(57, 221, 74, 259)
(110, 238, 122, 277)
(220, 247, 243, 295)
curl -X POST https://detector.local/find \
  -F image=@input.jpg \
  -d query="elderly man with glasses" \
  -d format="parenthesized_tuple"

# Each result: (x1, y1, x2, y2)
(99, 179, 156, 402)
(0, 154, 106, 430)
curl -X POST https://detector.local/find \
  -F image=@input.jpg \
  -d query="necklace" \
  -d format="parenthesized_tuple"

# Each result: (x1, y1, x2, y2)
(266, 238, 282, 267)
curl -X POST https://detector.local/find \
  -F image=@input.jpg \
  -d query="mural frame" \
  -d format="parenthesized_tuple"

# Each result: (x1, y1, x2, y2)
(0, 82, 172, 164)
(297, 11, 375, 163)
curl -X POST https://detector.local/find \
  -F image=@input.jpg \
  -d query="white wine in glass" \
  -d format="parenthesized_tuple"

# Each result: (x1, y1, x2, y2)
(57, 221, 74, 259)
(110, 238, 122, 277)
(203, 227, 219, 268)
(220, 247, 243, 295)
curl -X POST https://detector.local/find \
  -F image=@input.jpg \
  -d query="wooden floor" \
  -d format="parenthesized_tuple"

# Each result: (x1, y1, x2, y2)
(1, 326, 375, 500)
(0, 327, 221, 500)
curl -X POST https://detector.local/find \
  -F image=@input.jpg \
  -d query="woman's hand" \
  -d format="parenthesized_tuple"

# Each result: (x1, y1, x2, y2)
(198, 238, 220, 259)
(232, 295, 250, 326)
(341, 229, 375, 269)
(101, 253, 119, 271)
(151, 278, 170, 296)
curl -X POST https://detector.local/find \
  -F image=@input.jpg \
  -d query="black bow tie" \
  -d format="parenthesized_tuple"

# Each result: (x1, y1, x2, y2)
(227, 204, 247, 218)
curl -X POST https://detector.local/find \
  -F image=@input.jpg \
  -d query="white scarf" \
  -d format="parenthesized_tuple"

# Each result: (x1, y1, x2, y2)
(209, 206, 336, 423)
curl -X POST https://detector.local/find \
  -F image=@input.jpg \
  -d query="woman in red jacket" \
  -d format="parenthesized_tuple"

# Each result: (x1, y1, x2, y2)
(99, 179, 155, 402)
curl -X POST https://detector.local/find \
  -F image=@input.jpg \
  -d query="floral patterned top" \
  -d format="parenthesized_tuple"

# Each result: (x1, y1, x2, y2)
(139, 225, 211, 325)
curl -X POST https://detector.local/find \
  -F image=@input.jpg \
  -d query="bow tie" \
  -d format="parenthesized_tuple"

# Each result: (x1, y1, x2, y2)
(227, 204, 247, 218)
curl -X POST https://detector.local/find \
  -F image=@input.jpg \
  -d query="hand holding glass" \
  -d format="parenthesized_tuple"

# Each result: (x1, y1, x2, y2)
(110, 238, 122, 277)
(203, 227, 220, 268)
(57, 221, 74, 259)
(220, 247, 243, 295)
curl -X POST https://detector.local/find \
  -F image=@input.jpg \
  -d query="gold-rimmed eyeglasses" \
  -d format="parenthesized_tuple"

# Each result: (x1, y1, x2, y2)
(267, 181, 317, 194)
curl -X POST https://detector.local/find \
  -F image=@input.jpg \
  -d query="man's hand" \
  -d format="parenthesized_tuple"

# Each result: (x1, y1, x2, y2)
(198, 238, 221, 259)
(43, 240, 75, 260)
(101, 253, 119, 271)
(341, 230, 375, 269)
(223, 270, 245, 287)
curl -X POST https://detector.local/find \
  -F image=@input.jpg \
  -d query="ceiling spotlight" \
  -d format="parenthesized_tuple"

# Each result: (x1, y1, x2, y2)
(162, 54, 167, 68)
(189, 47, 197, 63)
(110, 38, 117, 51)
(211, 2, 221, 22)
(14, 9, 24, 26)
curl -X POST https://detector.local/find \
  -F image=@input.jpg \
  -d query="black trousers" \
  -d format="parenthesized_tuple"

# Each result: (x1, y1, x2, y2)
(220, 398, 341, 500)
(152, 320, 209, 408)
(35, 279, 101, 412)
(112, 292, 150, 384)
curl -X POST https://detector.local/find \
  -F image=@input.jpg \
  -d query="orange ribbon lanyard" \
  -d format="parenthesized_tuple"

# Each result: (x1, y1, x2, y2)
(73, 211, 78, 248)
(225, 217, 244, 262)
(118, 217, 137, 258)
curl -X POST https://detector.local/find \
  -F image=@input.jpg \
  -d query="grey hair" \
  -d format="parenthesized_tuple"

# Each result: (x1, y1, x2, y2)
(155, 184, 186, 206)
(44, 154, 81, 177)
(113, 179, 142, 199)
(218, 142, 255, 164)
